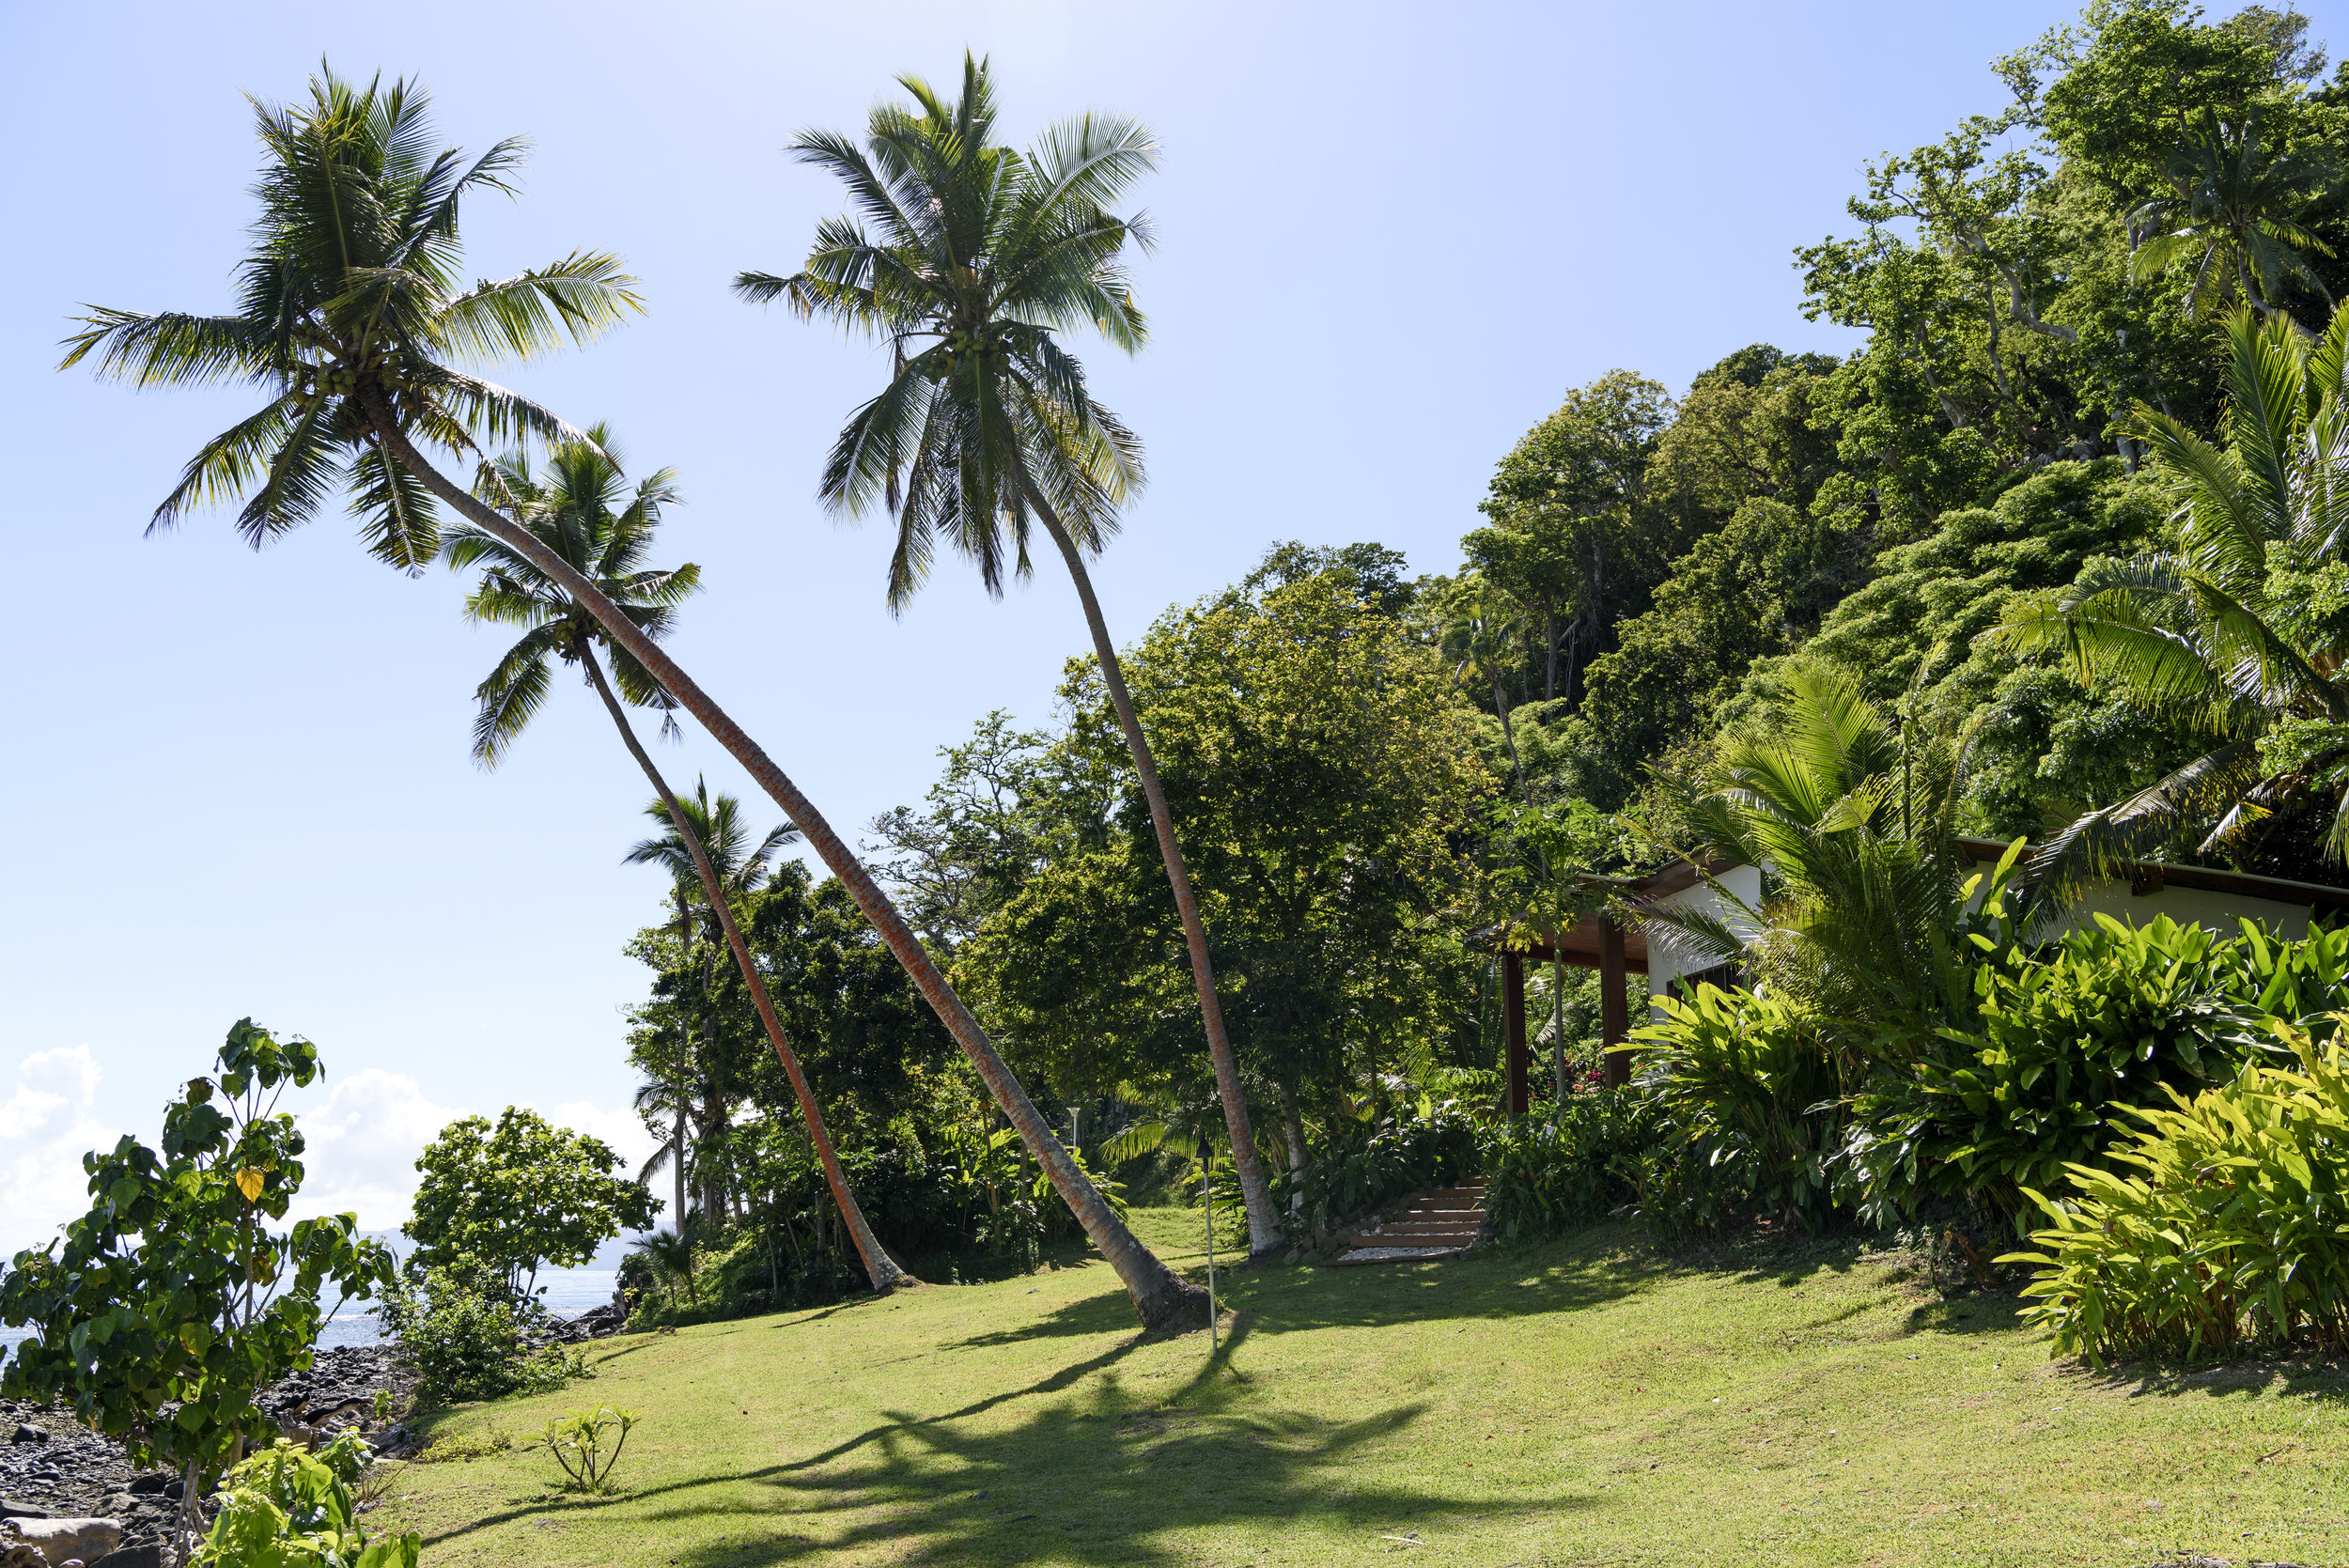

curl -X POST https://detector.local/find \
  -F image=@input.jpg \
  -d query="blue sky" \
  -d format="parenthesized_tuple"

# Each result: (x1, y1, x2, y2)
(2, 0, 2318, 1244)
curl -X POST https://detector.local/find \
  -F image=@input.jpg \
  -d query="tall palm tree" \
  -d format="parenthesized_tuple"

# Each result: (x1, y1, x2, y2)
(1991, 303, 2349, 890)
(632, 1074, 692, 1244)
(65, 65, 1202, 1329)
(622, 779, 786, 1227)
(739, 55, 1281, 1258)
(2129, 109, 2336, 322)
(445, 428, 910, 1291)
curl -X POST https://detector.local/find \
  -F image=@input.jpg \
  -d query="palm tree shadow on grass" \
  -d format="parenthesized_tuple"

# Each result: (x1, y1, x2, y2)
(412, 1233, 1688, 1562)
(650, 1368, 1585, 1568)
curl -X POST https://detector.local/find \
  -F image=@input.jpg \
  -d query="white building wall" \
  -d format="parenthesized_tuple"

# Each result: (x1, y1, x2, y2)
(1643, 864, 2316, 1019)
(1644, 863, 1765, 1011)
(2062, 881, 2311, 940)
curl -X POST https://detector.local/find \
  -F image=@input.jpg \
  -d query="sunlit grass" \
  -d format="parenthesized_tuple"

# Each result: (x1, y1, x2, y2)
(378, 1208, 2349, 1566)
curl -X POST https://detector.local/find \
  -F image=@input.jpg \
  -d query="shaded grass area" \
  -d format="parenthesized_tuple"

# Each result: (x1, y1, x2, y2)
(381, 1208, 2349, 1566)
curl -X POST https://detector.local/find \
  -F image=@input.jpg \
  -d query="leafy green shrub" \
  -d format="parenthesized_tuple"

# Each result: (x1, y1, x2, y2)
(378, 1265, 584, 1404)
(408, 1108, 655, 1307)
(1479, 1090, 1655, 1240)
(540, 1405, 638, 1495)
(1285, 1100, 1478, 1234)
(196, 1432, 419, 1568)
(0, 1020, 393, 1529)
(2003, 1023, 2349, 1365)
(1631, 985, 1848, 1234)
(1850, 917, 2349, 1231)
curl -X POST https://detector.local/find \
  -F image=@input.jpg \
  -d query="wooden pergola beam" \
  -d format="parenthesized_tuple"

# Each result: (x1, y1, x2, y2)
(1599, 916, 1630, 1089)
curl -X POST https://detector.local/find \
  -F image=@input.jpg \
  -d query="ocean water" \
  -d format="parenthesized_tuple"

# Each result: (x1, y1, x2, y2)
(3, 1233, 635, 1361)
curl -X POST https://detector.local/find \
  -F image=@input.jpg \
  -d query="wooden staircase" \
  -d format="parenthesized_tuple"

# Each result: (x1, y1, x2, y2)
(1326, 1183, 1486, 1265)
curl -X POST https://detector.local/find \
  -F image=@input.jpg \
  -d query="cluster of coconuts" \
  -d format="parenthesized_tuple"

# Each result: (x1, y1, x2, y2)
(298, 350, 407, 398)
(930, 329, 1006, 380)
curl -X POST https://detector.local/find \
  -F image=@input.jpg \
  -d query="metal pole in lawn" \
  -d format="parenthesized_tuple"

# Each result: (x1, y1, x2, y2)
(1200, 1134, 1217, 1349)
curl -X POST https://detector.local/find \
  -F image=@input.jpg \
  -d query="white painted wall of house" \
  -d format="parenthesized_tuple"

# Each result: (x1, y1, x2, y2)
(1642, 865, 2317, 1019)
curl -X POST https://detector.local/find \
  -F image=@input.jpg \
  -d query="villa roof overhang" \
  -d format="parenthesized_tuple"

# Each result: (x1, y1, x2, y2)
(1465, 858, 1721, 975)
(1951, 837, 2349, 913)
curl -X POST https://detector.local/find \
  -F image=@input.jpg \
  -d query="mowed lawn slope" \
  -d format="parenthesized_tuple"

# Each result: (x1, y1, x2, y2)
(380, 1209, 2349, 1567)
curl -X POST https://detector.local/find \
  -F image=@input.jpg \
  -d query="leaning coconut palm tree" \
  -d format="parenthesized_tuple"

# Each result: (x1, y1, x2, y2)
(623, 778, 784, 1223)
(447, 430, 909, 1291)
(64, 64, 1202, 1329)
(632, 1074, 694, 1245)
(739, 55, 1280, 1258)
(2129, 109, 2336, 322)
(1990, 303, 2349, 892)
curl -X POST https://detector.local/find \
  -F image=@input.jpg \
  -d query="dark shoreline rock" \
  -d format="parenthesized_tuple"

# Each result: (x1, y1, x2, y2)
(0, 1345, 414, 1548)
(0, 1303, 627, 1549)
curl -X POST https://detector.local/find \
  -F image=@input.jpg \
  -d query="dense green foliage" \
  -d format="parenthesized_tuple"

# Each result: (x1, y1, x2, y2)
(1851, 915, 2349, 1230)
(1477, 1093, 1655, 1241)
(549, 5, 2349, 1366)
(1281, 1102, 1478, 1237)
(0, 1022, 392, 1519)
(2007, 1023, 2349, 1363)
(408, 1107, 655, 1304)
(196, 1433, 419, 1568)
(374, 1266, 587, 1406)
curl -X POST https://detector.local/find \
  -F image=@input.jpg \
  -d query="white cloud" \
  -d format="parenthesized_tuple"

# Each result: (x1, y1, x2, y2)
(0, 1047, 661, 1246)
(536, 1098, 660, 1184)
(291, 1068, 470, 1231)
(0, 1045, 121, 1256)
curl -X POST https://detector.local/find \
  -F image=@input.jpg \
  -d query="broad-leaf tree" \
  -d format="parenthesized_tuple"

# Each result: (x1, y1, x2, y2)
(65, 65, 1200, 1327)
(1440, 592, 1529, 792)
(407, 1107, 658, 1303)
(0, 1021, 395, 1554)
(740, 55, 1281, 1256)
(447, 428, 908, 1291)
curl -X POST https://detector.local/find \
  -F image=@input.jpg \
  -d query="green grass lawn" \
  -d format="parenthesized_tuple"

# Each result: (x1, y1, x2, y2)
(379, 1208, 2349, 1567)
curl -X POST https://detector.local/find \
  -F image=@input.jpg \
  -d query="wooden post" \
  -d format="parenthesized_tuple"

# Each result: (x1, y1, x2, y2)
(1501, 951, 1529, 1114)
(1599, 918, 1631, 1089)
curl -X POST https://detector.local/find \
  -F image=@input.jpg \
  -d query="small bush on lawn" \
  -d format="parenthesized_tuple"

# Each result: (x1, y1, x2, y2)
(2003, 1019, 2349, 1365)
(412, 1428, 513, 1464)
(539, 1405, 638, 1495)
(378, 1265, 585, 1405)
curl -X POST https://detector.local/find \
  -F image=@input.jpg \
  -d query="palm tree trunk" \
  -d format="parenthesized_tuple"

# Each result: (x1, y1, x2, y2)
(583, 650, 909, 1292)
(366, 408, 1204, 1331)
(1550, 957, 1569, 1104)
(671, 1113, 686, 1243)
(1276, 1079, 1308, 1224)
(1491, 676, 1525, 793)
(1025, 491, 1283, 1259)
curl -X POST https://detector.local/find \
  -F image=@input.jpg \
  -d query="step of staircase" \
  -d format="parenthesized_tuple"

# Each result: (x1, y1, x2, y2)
(1326, 1181, 1487, 1266)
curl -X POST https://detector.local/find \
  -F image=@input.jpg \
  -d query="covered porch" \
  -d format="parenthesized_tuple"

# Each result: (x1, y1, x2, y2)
(1472, 862, 1719, 1113)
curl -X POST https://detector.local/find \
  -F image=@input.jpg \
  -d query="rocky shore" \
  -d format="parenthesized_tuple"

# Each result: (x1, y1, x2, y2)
(0, 1301, 627, 1564)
